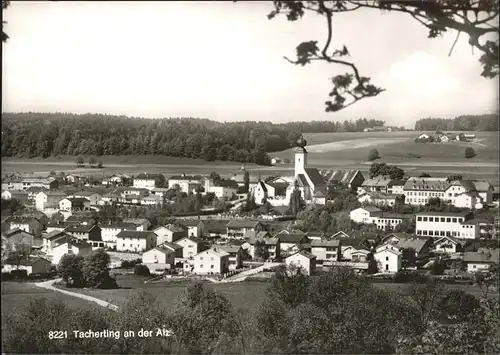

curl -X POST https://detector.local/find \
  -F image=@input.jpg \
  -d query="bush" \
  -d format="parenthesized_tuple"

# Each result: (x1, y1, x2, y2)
(465, 147, 476, 159)
(134, 264, 151, 276)
(368, 149, 380, 161)
(120, 259, 142, 269)
(394, 271, 430, 284)
(430, 259, 446, 275)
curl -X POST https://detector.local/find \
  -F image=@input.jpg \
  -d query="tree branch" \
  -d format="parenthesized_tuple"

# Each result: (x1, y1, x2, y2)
(448, 30, 462, 56)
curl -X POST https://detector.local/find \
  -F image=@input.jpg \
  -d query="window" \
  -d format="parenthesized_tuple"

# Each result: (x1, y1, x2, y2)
(386, 256, 389, 261)
(423, 230, 428, 235)
(200, 257, 204, 260)
(452, 218, 457, 223)
(446, 218, 451, 223)
(210, 257, 214, 261)
(440, 231, 445, 236)
(200, 264, 204, 268)
(385, 264, 389, 271)
(210, 265, 214, 269)
(441, 218, 445, 222)
(417, 216, 422, 221)
(429, 217, 434, 222)
(423, 217, 428, 222)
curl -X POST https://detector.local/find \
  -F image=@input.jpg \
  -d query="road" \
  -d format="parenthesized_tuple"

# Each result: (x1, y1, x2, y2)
(34, 278, 119, 311)
(218, 262, 282, 283)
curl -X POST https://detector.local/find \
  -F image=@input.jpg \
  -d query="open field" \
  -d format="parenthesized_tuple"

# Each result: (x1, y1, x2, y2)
(1, 281, 99, 332)
(2, 130, 498, 188)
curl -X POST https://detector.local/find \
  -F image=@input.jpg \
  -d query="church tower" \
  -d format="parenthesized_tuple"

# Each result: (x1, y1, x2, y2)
(294, 135, 308, 177)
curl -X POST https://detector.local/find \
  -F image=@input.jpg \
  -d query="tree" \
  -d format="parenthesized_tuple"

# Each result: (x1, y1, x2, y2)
(419, 172, 431, 177)
(368, 149, 380, 161)
(366, 252, 379, 274)
(254, 240, 270, 261)
(401, 248, 417, 268)
(267, 1, 498, 113)
(369, 162, 405, 180)
(82, 249, 116, 289)
(76, 155, 84, 167)
(446, 174, 463, 182)
(154, 174, 167, 188)
(410, 279, 444, 327)
(58, 254, 85, 287)
(465, 146, 476, 158)
(289, 182, 305, 216)
(88, 156, 97, 167)
(243, 170, 250, 193)
(438, 289, 481, 322)
(268, 264, 310, 309)
(97, 160, 103, 168)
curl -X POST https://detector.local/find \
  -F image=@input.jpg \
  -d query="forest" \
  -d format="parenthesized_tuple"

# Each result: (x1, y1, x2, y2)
(1, 113, 384, 164)
(414, 114, 498, 131)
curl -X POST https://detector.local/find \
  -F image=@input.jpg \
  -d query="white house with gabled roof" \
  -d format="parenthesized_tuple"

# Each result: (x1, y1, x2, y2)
(374, 245, 402, 273)
(285, 250, 317, 275)
(192, 247, 230, 275)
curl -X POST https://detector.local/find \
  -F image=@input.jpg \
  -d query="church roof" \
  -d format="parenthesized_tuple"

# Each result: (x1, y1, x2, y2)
(305, 168, 326, 187)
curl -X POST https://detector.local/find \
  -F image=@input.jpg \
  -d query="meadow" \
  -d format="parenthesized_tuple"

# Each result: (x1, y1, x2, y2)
(2, 130, 498, 188)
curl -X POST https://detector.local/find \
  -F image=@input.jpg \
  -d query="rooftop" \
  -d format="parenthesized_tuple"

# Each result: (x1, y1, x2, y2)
(116, 230, 156, 239)
(227, 220, 261, 229)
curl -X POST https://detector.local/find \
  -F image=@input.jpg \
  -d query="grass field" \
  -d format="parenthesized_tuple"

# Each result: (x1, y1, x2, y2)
(1, 281, 99, 333)
(2, 130, 498, 188)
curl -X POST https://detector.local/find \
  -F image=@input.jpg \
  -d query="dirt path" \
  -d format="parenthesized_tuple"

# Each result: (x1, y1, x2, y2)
(34, 278, 119, 311)
(218, 262, 282, 283)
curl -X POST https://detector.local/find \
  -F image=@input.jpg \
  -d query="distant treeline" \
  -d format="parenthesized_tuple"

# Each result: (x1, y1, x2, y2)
(414, 114, 498, 131)
(0, 113, 386, 163)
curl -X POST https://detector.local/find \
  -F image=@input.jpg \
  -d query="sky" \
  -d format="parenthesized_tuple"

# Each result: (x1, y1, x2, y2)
(2, 1, 498, 127)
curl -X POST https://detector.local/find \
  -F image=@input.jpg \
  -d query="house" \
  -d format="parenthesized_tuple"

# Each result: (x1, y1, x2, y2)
(358, 177, 393, 195)
(157, 241, 183, 258)
(1, 190, 29, 204)
(310, 239, 340, 262)
(102, 174, 130, 186)
(204, 220, 229, 239)
(380, 237, 432, 260)
(226, 220, 263, 239)
(69, 191, 102, 206)
(59, 197, 91, 213)
(153, 224, 188, 244)
(321, 169, 365, 190)
(64, 225, 103, 248)
(373, 213, 412, 231)
(231, 168, 259, 189)
(204, 178, 238, 200)
(176, 236, 205, 259)
(35, 190, 67, 211)
(285, 251, 317, 275)
(340, 240, 369, 261)
(51, 240, 92, 265)
(167, 174, 203, 193)
(415, 211, 477, 239)
(46, 221, 80, 233)
(192, 247, 230, 275)
(374, 246, 402, 273)
(2, 257, 52, 275)
(140, 195, 164, 206)
(219, 245, 243, 270)
(463, 249, 499, 273)
(330, 231, 351, 240)
(17, 177, 59, 191)
(277, 232, 309, 254)
(285, 136, 327, 205)
(1, 228, 34, 250)
(176, 219, 204, 238)
(387, 180, 406, 195)
(433, 235, 464, 254)
(403, 177, 449, 206)
(9, 217, 42, 237)
(242, 236, 280, 260)
(115, 230, 156, 253)
(264, 178, 291, 203)
(142, 245, 176, 270)
(417, 133, 430, 140)
(464, 133, 476, 140)
(42, 230, 71, 254)
(306, 231, 324, 241)
(350, 206, 382, 224)
(122, 218, 151, 231)
(358, 193, 399, 206)
(133, 173, 160, 191)
(150, 187, 170, 198)
(64, 174, 82, 184)
(444, 180, 487, 209)
(100, 222, 137, 249)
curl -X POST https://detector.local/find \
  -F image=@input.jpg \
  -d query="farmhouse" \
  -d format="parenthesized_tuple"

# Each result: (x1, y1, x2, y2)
(9, 217, 42, 237)
(35, 190, 67, 211)
(68, 191, 102, 206)
(167, 174, 203, 193)
(321, 169, 365, 190)
(153, 224, 188, 244)
(349, 206, 382, 224)
(310, 239, 340, 262)
(59, 197, 91, 213)
(463, 249, 499, 273)
(142, 245, 176, 269)
(42, 230, 71, 254)
(116, 230, 156, 253)
(133, 173, 160, 191)
(176, 236, 205, 258)
(100, 222, 137, 248)
(192, 247, 230, 275)
(277, 232, 309, 254)
(432, 235, 464, 254)
(285, 251, 316, 276)
(242, 236, 280, 260)
(176, 219, 204, 238)
(219, 245, 243, 270)
(1, 228, 34, 250)
(227, 220, 263, 239)
(374, 245, 402, 273)
(122, 218, 151, 231)
(52, 240, 92, 265)
(64, 225, 103, 248)
(358, 176, 393, 195)
(2, 257, 52, 275)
